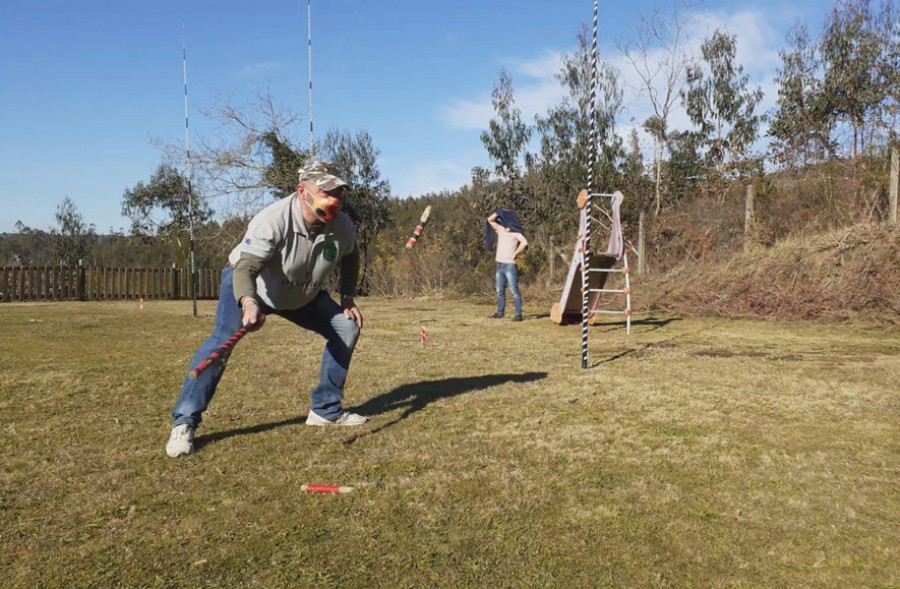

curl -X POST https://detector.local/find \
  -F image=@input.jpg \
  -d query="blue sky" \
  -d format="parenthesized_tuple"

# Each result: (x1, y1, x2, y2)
(0, 0, 827, 233)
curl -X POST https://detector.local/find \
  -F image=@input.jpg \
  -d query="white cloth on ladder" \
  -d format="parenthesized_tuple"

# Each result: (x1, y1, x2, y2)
(606, 191, 624, 260)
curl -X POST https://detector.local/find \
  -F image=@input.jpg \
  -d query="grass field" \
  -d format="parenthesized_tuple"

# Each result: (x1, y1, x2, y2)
(1, 298, 898, 588)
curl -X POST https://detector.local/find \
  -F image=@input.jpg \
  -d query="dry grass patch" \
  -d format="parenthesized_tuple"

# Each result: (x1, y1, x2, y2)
(1, 299, 898, 588)
(640, 222, 900, 322)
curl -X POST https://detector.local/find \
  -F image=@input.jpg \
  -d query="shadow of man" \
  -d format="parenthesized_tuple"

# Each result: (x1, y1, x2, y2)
(358, 372, 546, 419)
(344, 371, 547, 444)
(195, 372, 548, 450)
(194, 416, 305, 450)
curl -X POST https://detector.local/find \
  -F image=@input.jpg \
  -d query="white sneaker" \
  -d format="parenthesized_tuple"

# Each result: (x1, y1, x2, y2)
(306, 409, 367, 426)
(166, 424, 195, 457)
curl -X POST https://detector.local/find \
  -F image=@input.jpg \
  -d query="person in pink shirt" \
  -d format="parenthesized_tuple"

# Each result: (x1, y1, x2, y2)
(487, 210, 528, 321)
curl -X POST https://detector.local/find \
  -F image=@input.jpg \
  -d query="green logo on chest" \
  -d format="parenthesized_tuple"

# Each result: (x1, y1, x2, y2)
(323, 242, 338, 262)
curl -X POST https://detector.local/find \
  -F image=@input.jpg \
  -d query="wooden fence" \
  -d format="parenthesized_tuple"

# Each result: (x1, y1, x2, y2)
(0, 266, 222, 303)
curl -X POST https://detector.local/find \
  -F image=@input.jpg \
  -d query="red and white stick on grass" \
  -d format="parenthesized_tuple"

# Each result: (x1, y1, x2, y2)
(405, 205, 432, 249)
(188, 327, 249, 380)
(420, 326, 426, 347)
(301, 484, 354, 494)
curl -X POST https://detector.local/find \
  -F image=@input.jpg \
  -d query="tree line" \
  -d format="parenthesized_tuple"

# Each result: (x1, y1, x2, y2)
(3, 0, 897, 296)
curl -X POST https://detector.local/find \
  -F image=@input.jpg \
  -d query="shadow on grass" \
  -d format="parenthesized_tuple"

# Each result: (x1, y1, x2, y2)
(590, 319, 719, 368)
(194, 372, 548, 449)
(595, 316, 682, 332)
(194, 417, 306, 450)
(343, 372, 548, 444)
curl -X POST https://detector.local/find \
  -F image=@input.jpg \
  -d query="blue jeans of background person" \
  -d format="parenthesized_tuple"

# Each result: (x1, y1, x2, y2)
(496, 262, 522, 317)
(172, 267, 360, 427)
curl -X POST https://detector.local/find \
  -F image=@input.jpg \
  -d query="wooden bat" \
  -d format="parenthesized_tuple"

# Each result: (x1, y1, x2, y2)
(188, 327, 249, 380)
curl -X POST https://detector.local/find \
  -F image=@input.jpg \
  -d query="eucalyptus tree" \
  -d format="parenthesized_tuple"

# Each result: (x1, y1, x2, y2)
(682, 30, 764, 184)
(534, 28, 625, 230)
(50, 197, 97, 265)
(620, 0, 695, 214)
(819, 0, 897, 157)
(121, 164, 213, 267)
(321, 129, 392, 295)
(122, 165, 211, 237)
(768, 23, 834, 168)
(480, 69, 533, 214)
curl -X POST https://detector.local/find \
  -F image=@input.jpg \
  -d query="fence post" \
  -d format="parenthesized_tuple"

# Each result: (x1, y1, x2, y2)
(637, 211, 646, 275)
(890, 145, 898, 225)
(548, 236, 555, 287)
(1, 267, 8, 302)
(744, 183, 756, 251)
(75, 260, 82, 300)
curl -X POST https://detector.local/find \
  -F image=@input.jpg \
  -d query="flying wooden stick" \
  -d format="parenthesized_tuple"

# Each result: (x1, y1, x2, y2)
(405, 205, 432, 249)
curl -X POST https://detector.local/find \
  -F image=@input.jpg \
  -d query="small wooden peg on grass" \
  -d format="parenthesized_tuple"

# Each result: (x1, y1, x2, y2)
(301, 484, 354, 494)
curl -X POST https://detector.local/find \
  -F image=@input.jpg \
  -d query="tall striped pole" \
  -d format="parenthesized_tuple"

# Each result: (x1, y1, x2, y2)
(307, 0, 315, 157)
(581, 0, 599, 369)
(182, 22, 198, 318)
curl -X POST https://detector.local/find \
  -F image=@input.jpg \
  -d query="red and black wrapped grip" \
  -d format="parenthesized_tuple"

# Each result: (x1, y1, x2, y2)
(188, 327, 249, 380)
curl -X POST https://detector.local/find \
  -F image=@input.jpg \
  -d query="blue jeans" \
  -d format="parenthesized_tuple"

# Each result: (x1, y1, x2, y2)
(496, 263, 522, 317)
(172, 267, 360, 427)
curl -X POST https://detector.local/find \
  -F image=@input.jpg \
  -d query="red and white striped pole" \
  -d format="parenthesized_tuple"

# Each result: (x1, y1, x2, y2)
(420, 326, 426, 347)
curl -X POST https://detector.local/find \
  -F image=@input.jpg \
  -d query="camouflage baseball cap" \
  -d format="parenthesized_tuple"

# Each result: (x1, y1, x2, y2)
(298, 161, 349, 191)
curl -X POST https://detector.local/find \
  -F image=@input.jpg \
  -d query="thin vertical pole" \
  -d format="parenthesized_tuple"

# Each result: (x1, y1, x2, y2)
(890, 145, 898, 225)
(548, 235, 555, 286)
(1, 266, 8, 303)
(581, 0, 599, 369)
(307, 0, 315, 157)
(638, 211, 646, 275)
(624, 252, 632, 335)
(183, 22, 198, 317)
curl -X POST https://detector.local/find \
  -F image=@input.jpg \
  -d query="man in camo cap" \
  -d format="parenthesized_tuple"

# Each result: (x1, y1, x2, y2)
(166, 161, 367, 458)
